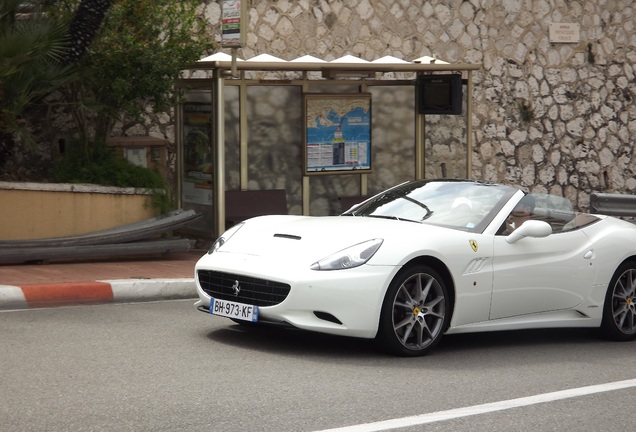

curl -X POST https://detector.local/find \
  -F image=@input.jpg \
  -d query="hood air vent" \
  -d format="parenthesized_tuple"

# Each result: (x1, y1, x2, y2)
(273, 233, 302, 240)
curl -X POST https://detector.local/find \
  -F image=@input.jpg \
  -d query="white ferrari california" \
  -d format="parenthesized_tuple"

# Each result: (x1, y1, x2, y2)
(194, 179, 636, 356)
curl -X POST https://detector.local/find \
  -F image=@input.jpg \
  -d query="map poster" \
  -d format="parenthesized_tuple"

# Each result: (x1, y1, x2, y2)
(304, 93, 372, 175)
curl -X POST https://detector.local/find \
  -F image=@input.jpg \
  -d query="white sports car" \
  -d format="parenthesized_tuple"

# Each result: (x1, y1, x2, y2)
(194, 179, 636, 356)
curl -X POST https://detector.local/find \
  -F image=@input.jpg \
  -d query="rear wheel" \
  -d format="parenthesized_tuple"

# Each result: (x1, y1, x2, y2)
(376, 265, 450, 356)
(601, 261, 636, 341)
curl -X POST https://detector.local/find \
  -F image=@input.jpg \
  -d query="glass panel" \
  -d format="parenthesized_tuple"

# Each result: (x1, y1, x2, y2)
(368, 86, 415, 193)
(424, 90, 468, 179)
(224, 85, 240, 190)
(246, 86, 303, 215)
(181, 89, 214, 234)
(307, 85, 416, 215)
(304, 85, 371, 215)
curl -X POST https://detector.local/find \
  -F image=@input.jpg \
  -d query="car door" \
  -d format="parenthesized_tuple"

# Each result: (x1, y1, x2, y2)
(490, 230, 596, 320)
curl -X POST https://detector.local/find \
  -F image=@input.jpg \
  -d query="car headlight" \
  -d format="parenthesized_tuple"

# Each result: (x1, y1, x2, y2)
(310, 239, 383, 270)
(208, 223, 244, 254)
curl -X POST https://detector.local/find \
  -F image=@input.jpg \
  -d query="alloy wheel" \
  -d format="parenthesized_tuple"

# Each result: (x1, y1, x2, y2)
(391, 271, 446, 351)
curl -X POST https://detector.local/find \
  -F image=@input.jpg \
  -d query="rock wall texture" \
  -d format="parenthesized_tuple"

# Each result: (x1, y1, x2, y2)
(8, 0, 633, 217)
(186, 0, 634, 213)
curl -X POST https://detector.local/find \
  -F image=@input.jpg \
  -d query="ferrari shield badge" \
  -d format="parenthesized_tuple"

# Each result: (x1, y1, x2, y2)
(469, 240, 478, 252)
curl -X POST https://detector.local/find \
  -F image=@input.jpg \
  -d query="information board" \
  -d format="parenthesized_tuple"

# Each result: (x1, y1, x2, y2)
(182, 102, 213, 206)
(304, 93, 372, 175)
(221, 0, 246, 47)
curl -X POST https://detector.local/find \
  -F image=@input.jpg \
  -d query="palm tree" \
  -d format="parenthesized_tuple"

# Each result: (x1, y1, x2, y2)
(62, 0, 113, 64)
(0, 0, 112, 158)
(0, 0, 72, 150)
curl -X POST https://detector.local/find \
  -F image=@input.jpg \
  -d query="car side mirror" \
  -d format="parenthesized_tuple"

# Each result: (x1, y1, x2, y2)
(505, 220, 552, 244)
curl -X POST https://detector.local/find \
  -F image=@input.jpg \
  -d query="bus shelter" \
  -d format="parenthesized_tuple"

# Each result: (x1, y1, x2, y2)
(176, 53, 480, 238)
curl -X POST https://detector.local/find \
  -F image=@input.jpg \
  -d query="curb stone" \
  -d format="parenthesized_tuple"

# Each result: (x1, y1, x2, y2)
(0, 279, 196, 310)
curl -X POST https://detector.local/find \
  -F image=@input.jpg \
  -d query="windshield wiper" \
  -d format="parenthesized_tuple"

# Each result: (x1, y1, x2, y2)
(367, 214, 401, 221)
(400, 196, 433, 220)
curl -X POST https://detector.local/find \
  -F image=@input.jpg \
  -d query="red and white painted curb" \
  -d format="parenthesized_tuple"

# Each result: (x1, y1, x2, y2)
(0, 278, 196, 309)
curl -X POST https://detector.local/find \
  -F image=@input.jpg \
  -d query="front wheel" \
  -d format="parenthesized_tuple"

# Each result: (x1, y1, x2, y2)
(601, 261, 636, 341)
(376, 265, 450, 356)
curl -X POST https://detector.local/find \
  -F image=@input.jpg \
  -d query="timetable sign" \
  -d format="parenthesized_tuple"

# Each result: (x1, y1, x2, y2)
(222, 0, 246, 47)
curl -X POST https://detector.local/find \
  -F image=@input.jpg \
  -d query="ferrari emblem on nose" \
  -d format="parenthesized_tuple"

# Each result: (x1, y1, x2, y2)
(469, 240, 478, 252)
(231, 280, 241, 296)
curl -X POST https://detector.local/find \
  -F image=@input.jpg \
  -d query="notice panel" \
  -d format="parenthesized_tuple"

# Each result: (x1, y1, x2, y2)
(549, 23, 580, 43)
(221, 0, 246, 47)
(304, 93, 372, 175)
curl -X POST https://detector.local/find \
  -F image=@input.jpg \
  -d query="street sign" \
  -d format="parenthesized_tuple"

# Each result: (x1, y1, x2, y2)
(549, 23, 580, 44)
(221, 0, 246, 48)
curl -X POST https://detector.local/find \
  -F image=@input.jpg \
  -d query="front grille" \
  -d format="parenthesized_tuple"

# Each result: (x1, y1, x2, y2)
(197, 270, 291, 307)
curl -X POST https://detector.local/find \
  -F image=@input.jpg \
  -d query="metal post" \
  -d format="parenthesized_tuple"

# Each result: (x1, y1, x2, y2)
(239, 79, 248, 189)
(302, 78, 310, 216)
(361, 174, 368, 196)
(302, 176, 310, 215)
(214, 70, 226, 236)
(415, 113, 425, 180)
(174, 101, 183, 206)
(466, 70, 473, 179)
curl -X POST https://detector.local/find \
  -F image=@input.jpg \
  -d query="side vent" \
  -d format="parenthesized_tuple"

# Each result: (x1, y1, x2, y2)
(463, 257, 489, 274)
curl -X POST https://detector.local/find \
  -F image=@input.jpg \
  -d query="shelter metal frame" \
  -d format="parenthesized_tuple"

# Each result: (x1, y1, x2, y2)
(177, 55, 480, 236)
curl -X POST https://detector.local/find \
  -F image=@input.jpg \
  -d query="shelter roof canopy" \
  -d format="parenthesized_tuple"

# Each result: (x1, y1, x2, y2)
(191, 52, 479, 73)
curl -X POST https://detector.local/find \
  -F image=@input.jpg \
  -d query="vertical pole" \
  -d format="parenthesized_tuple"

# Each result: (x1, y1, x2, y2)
(302, 77, 310, 216)
(302, 176, 310, 215)
(360, 174, 368, 197)
(359, 82, 368, 196)
(415, 113, 425, 180)
(174, 99, 183, 206)
(239, 78, 248, 189)
(214, 70, 226, 236)
(466, 70, 473, 179)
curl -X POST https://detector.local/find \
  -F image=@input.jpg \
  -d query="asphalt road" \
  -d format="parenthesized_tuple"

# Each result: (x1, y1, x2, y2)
(2, 300, 635, 432)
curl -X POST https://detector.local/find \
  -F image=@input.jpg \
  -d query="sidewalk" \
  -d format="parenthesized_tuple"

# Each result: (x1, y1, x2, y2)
(0, 250, 203, 309)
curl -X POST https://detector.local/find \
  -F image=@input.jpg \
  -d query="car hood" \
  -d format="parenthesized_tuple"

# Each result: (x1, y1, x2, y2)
(217, 215, 455, 264)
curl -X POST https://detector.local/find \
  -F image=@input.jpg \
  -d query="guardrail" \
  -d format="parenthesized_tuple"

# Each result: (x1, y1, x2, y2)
(589, 193, 636, 217)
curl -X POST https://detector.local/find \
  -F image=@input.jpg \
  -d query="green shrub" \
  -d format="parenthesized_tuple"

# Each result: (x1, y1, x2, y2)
(53, 141, 172, 214)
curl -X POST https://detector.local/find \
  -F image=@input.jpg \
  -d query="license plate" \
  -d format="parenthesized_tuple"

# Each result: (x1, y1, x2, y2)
(210, 298, 259, 322)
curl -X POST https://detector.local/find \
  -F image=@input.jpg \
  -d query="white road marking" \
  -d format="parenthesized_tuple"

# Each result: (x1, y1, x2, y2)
(315, 378, 636, 432)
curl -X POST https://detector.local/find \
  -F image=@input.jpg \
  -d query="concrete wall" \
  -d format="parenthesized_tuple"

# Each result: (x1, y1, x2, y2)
(0, 182, 156, 240)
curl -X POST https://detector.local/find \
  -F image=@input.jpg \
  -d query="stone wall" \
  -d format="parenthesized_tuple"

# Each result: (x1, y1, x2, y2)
(195, 0, 635, 212)
(9, 0, 634, 215)
(466, 0, 636, 211)
(198, 0, 634, 212)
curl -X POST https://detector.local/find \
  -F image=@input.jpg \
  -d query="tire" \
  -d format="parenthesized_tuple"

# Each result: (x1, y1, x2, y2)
(376, 264, 451, 356)
(601, 261, 636, 341)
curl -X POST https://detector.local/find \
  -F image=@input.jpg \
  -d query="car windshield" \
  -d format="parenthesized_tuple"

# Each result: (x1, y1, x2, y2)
(344, 179, 518, 233)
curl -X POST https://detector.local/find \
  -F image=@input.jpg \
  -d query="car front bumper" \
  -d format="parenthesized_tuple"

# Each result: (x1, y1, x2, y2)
(194, 252, 398, 339)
